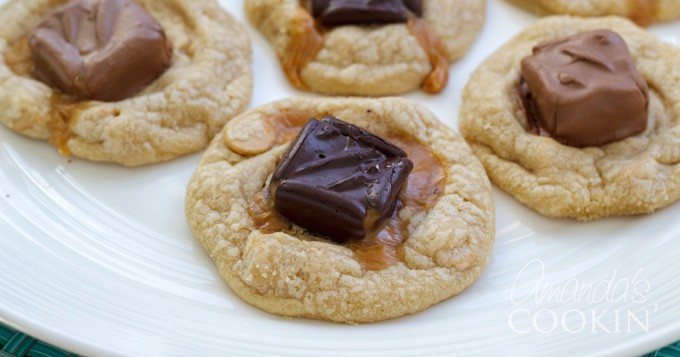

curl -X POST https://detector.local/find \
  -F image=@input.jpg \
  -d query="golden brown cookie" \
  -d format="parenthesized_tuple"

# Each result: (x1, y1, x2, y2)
(459, 16, 680, 220)
(0, 0, 252, 166)
(505, 0, 680, 26)
(245, 0, 485, 95)
(186, 97, 495, 323)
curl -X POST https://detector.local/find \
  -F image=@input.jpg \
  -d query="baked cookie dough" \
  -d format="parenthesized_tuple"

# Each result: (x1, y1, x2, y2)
(505, 0, 680, 26)
(459, 16, 680, 220)
(186, 97, 495, 323)
(245, 0, 485, 95)
(0, 0, 252, 166)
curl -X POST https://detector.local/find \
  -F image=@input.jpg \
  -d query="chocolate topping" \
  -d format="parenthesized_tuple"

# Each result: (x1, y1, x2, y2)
(403, 0, 422, 16)
(271, 116, 413, 243)
(519, 29, 649, 147)
(307, 0, 422, 26)
(29, 0, 172, 102)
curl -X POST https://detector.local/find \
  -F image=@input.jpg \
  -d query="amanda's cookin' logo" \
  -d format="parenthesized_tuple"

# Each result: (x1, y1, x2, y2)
(508, 259, 658, 334)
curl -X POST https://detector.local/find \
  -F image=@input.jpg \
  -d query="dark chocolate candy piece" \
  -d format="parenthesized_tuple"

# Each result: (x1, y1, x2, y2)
(519, 29, 649, 148)
(29, 0, 172, 102)
(309, 0, 331, 17)
(402, 0, 422, 16)
(307, 0, 422, 27)
(271, 116, 413, 243)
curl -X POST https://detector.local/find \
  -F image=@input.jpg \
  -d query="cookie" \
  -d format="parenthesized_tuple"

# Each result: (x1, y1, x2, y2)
(0, 0, 252, 166)
(459, 16, 680, 220)
(505, 0, 680, 26)
(185, 97, 495, 323)
(245, 0, 485, 95)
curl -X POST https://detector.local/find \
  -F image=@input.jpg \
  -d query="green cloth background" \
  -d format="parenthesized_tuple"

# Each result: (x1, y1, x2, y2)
(1, 321, 679, 356)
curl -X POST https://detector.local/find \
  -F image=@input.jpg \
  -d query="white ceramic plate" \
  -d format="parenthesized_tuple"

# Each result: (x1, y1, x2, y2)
(2, 1, 680, 356)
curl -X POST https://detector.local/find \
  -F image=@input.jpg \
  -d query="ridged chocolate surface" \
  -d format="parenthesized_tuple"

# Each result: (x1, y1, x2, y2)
(307, 0, 422, 26)
(29, 0, 172, 102)
(271, 116, 413, 243)
(519, 29, 649, 147)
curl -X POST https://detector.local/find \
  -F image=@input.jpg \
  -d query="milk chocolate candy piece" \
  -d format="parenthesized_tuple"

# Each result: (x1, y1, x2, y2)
(519, 29, 649, 147)
(307, 0, 422, 27)
(271, 117, 413, 243)
(29, 0, 172, 102)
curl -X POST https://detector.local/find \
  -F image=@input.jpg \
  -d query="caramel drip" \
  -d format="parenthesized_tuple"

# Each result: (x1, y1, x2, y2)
(628, 0, 659, 26)
(4, 38, 33, 76)
(348, 209, 405, 270)
(347, 137, 446, 270)
(47, 95, 82, 156)
(4, 37, 81, 156)
(247, 124, 446, 271)
(408, 18, 450, 94)
(394, 137, 447, 210)
(282, 9, 325, 90)
(248, 189, 291, 233)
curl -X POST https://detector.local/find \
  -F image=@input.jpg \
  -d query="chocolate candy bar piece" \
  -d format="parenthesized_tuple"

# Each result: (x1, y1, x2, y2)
(519, 29, 649, 147)
(29, 0, 172, 102)
(307, 0, 422, 27)
(271, 117, 413, 243)
(403, 0, 422, 16)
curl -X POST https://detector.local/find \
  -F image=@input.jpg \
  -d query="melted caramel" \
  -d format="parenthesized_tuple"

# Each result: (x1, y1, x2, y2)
(4, 38, 33, 76)
(407, 18, 450, 94)
(282, 9, 325, 90)
(3, 37, 97, 155)
(4, 37, 84, 155)
(248, 189, 291, 233)
(47, 94, 83, 156)
(268, 109, 316, 145)
(347, 137, 446, 270)
(225, 109, 324, 156)
(393, 137, 447, 210)
(627, 0, 659, 26)
(246, 115, 446, 270)
(348, 209, 406, 270)
(285, 5, 450, 93)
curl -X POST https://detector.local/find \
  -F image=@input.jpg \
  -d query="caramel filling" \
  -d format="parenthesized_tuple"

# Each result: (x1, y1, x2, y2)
(4, 38, 81, 155)
(407, 18, 450, 94)
(284, 4, 449, 93)
(246, 114, 445, 270)
(267, 110, 316, 145)
(4, 38, 32, 76)
(225, 110, 318, 156)
(248, 188, 291, 233)
(245, 111, 322, 233)
(347, 137, 445, 270)
(282, 9, 326, 90)
(628, 0, 659, 26)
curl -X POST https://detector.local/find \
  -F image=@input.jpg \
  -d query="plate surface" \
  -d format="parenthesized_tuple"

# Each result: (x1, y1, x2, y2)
(2, 1, 680, 356)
